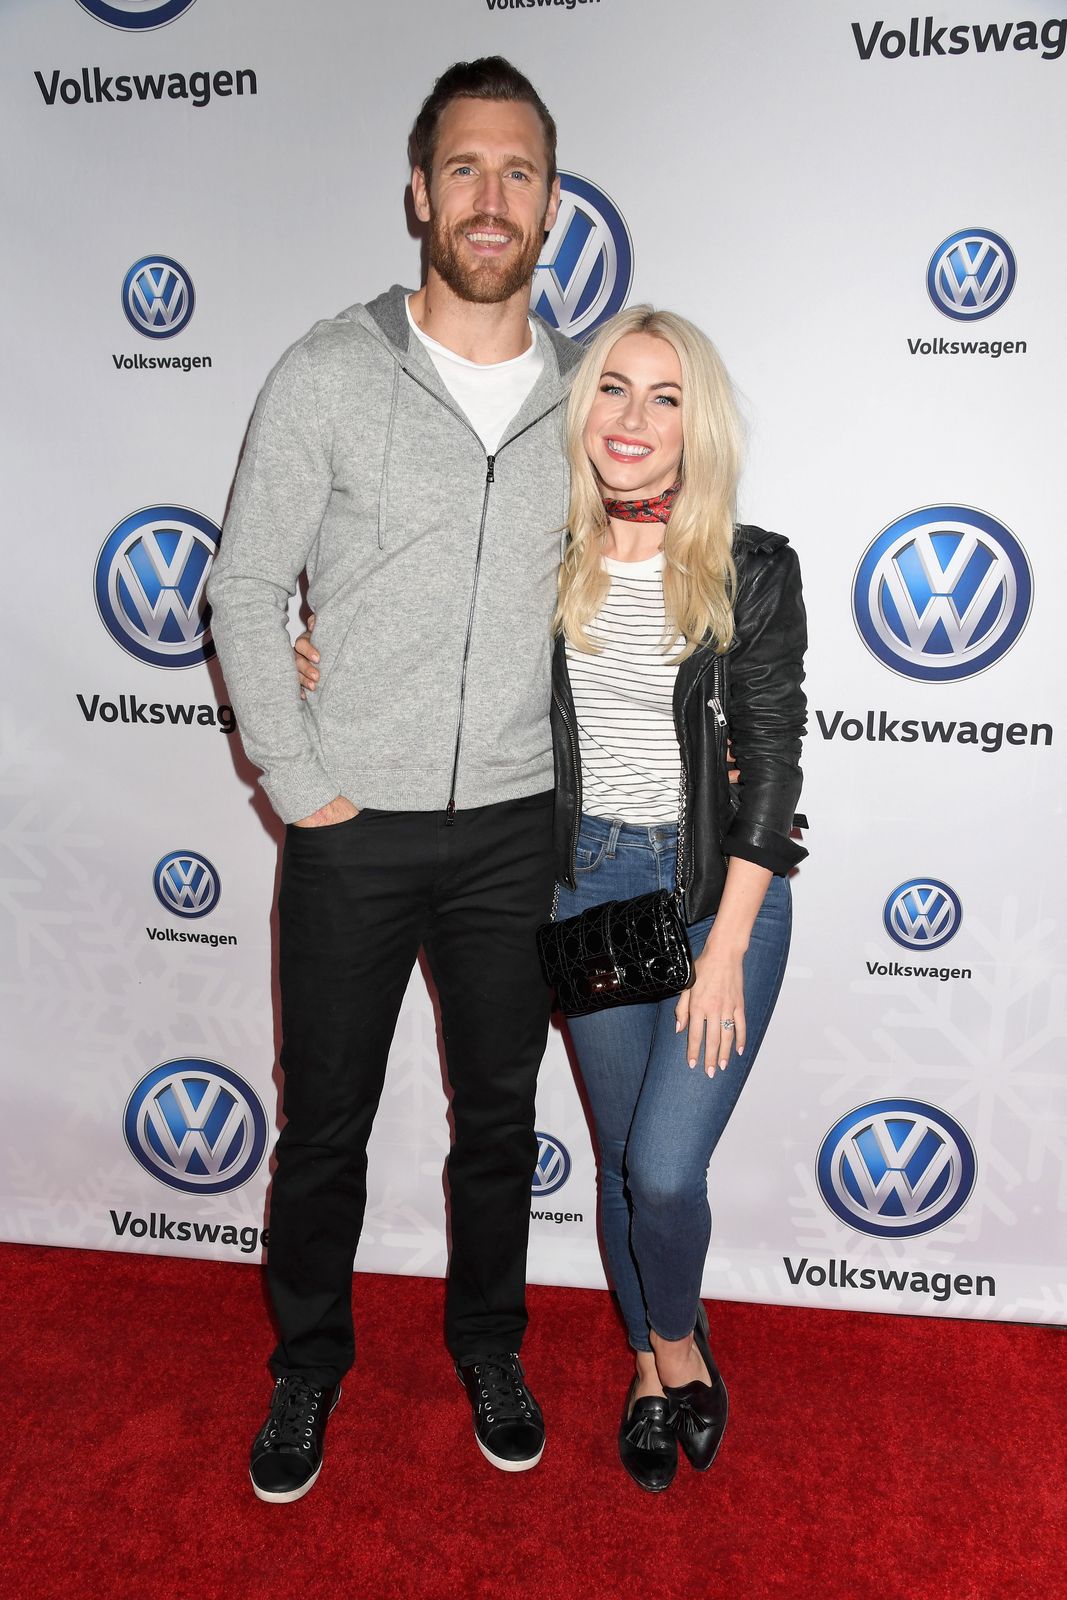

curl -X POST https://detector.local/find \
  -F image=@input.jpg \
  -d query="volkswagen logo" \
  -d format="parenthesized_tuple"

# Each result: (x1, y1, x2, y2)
(852, 505, 1032, 682)
(883, 878, 961, 952)
(77, 0, 198, 29)
(927, 228, 1016, 322)
(154, 850, 221, 919)
(817, 1100, 977, 1238)
(122, 256, 194, 339)
(533, 173, 633, 341)
(124, 1060, 268, 1195)
(532, 1132, 571, 1197)
(94, 505, 219, 668)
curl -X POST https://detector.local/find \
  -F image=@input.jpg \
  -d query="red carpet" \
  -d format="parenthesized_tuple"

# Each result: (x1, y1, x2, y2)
(3, 1243, 1063, 1600)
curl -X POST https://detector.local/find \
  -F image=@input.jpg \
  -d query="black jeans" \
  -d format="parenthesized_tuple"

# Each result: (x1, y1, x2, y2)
(267, 791, 555, 1386)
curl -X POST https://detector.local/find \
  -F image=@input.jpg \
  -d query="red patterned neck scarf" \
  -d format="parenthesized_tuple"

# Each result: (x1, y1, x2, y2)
(601, 483, 679, 523)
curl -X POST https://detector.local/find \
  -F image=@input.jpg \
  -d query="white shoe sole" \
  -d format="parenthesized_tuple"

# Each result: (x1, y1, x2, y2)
(474, 1434, 545, 1473)
(249, 1460, 323, 1504)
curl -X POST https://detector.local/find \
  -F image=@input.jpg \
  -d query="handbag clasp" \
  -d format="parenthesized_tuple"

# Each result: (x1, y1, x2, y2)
(583, 958, 621, 998)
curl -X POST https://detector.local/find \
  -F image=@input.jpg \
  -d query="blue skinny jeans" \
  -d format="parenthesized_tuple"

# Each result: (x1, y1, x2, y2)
(556, 814, 791, 1352)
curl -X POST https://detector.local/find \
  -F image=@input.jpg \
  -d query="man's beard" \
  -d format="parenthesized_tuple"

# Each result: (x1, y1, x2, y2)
(428, 208, 546, 304)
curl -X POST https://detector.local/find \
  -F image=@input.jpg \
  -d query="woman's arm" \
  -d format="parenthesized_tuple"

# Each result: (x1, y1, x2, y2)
(675, 536, 806, 1073)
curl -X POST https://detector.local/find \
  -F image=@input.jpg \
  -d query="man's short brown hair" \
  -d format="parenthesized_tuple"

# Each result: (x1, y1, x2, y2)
(411, 56, 558, 186)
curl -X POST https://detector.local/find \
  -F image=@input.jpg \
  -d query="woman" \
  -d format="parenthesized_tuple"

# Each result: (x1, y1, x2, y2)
(550, 305, 805, 1494)
(295, 305, 806, 1494)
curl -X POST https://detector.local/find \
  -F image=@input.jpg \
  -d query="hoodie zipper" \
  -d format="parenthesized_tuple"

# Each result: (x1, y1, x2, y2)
(395, 363, 563, 826)
(444, 410, 560, 822)
(445, 451, 495, 824)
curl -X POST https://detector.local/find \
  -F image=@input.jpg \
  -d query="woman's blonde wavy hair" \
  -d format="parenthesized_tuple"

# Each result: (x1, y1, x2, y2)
(555, 305, 742, 660)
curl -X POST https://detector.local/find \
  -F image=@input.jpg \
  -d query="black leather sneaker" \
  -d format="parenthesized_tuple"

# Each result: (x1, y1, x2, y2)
(249, 1376, 340, 1503)
(456, 1353, 545, 1472)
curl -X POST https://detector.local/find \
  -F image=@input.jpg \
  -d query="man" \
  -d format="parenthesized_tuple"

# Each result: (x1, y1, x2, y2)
(207, 57, 581, 1502)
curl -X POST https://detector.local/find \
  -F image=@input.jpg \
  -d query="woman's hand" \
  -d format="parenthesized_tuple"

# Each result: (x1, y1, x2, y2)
(295, 613, 319, 698)
(675, 933, 747, 1078)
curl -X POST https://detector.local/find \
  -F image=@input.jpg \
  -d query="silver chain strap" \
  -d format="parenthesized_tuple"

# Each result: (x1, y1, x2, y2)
(550, 764, 687, 923)
(674, 763, 688, 902)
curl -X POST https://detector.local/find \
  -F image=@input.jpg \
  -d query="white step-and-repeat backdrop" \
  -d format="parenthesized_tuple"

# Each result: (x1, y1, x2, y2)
(2, 0, 1064, 1325)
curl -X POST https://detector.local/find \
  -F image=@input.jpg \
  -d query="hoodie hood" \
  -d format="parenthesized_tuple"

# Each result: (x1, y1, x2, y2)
(354, 283, 584, 382)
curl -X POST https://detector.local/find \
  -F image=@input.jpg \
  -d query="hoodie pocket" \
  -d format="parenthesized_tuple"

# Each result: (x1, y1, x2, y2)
(308, 603, 365, 708)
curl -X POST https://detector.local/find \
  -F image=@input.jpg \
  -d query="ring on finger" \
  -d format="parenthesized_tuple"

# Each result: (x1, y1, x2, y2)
(720, 1018, 734, 1031)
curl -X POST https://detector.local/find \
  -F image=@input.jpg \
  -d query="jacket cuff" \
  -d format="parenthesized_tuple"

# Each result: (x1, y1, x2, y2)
(723, 820, 808, 876)
(259, 762, 341, 825)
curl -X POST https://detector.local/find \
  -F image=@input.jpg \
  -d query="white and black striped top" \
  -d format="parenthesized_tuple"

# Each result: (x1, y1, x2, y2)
(566, 551, 683, 826)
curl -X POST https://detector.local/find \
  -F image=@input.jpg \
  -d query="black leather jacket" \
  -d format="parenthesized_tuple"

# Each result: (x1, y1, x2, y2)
(551, 525, 808, 923)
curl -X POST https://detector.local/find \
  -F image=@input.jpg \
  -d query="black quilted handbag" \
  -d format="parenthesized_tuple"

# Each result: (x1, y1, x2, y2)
(536, 888, 694, 1017)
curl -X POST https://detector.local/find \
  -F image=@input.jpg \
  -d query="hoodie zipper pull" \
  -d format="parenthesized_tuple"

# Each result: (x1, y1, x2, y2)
(709, 697, 728, 729)
(485, 453, 496, 484)
(445, 798, 456, 826)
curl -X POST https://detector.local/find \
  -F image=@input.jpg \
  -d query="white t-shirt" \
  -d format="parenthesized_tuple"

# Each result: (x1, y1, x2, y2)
(566, 551, 684, 826)
(405, 296, 544, 455)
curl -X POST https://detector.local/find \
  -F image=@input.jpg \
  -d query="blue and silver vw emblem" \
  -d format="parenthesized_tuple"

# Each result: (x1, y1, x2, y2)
(927, 228, 1016, 321)
(883, 878, 961, 952)
(77, 0, 198, 29)
(532, 1132, 571, 1197)
(533, 173, 633, 341)
(852, 505, 1032, 682)
(122, 256, 194, 339)
(817, 1100, 977, 1238)
(154, 850, 221, 919)
(94, 505, 219, 668)
(124, 1060, 268, 1195)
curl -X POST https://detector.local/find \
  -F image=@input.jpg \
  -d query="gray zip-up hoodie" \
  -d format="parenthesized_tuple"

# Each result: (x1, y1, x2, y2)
(207, 284, 582, 822)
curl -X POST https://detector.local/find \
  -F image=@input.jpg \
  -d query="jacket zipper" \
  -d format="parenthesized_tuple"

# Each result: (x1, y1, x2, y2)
(446, 452, 495, 824)
(672, 653, 726, 900)
(398, 362, 563, 826)
(708, 657, 734, 839)
(552, 682, 583, 880)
